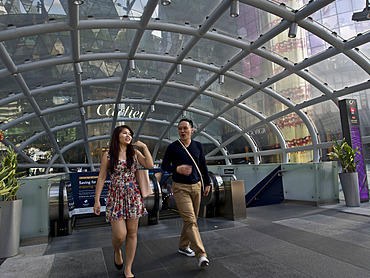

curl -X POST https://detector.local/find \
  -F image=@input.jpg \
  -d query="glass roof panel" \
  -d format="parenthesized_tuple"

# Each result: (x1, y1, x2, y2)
(308, 53, 369, 90)
(188, 38, 241, 65)
(44, 107, 80, 129)
(203, 120, 228, 143)
(249, 124, 280, 151)
(128, 60, 170, 79)
(222, 106, 260, 130)
(212, 2, 282, 43)
(302, 100, 340, 143)
(191, 94, 228, 114)
(22, 64, 74, 90)
(0, 76, 22, 98)
(35, 89, 75, 111)
(84, 60, 124, 79)
(55, 126, 83, 149)
(211, 75, 253, 100)
(225, 135, 250, 155)
(83, 83, 120, 101)
(273, 112, 312, 148)
(80, 28, 137, 54)
(63, 145, 85, 164)
(23, 134, 55, 158)
(88, 122, 112, 137)
(157, 0, 222, 27)
(141, 122, 167, 138)
(244, 90, 288, 117)
(137, 30, 192, 56)
(4, 31, 71, 65)
(232, 53, 285, 83)
(4, 117, 44, 146)
(358, 41, 370, 59)
(122, 83, 160, 99)
(90, 138, 109, 164)
(158, 86, 196, 105)
(170, 65, 213, 88)
(154, 104, 179, 122)
(273, 74, 315, 104)
(288, 150, 314, 163)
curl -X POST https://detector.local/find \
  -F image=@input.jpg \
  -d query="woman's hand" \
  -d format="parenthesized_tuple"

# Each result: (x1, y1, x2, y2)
(133, 140, 147, 150)
(94, 200, 101, 215)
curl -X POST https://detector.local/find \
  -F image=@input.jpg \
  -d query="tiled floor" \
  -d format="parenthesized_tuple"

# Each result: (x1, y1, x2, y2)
(2, 201, 370, 277)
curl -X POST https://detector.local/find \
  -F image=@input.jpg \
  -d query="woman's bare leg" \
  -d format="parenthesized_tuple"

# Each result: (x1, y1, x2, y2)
(111, 219, 126, 266)
(124, 218, 139, 277)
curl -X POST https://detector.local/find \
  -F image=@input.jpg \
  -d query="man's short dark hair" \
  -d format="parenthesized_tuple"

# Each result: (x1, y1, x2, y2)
(179, 118, 193, 128)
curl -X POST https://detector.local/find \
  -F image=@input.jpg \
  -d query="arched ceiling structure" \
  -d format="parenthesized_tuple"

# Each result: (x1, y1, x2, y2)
(0, 0, 369, 173)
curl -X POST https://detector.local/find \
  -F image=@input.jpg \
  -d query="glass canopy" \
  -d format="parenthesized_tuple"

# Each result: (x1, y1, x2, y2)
(0, 0, 369, 173)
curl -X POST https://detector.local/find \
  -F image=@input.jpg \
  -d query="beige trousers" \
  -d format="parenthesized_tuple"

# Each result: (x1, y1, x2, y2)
(172, 181, 207, 259)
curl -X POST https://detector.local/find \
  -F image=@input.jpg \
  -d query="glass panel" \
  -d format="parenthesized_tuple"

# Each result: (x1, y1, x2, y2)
(128, 60, 170, 80)
(260, 154, 282, 164)
(358, 42, 370, 60)
(80, 28, 136, 53)
(244, 90, 288, 117)
(0, 76, 23, 103)
(158, 86, 196, 105)
(273, 112, 312, 148)
(5, 32, 71, 65)
(288, 150, 314, 163)
(212, 2, 282, 43)
(22, 64, 72, 90)
(35, 89, 76, 110)
(122, 83, 160, 99)
(170, 65, 212, 88)
(4, 117, 44, 146)
(90, 139, 110, 164)
(44, 107, 80, 129)
(212, 75, 253, 100)
(273, 74, 314, 104)
(83, 83, 120, 101)
(309, 53, 369, 90)
(225, 136, 251, 162)
(150, 104, 178, 122)
(302, 101, 341, 143)
(222, 106, 260, 129)
(191, 94, 228, 114)
(157, 0, 222, 27)
(63, 144, 86, 164)
(188, 38, 241, 65)
(23, 135, 55, 161)
(138, 30, 192, 56)
(248, 124, 280, 151)
(203, 120, 227, 143)
(232, 53, 284, 82)
(55, 126, 83, 149)
(140, 122, 167, 138)
(88, 122, 111, 137)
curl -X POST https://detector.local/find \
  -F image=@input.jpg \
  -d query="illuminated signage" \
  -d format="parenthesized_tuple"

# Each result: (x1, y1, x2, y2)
(97, 104, 144, 118)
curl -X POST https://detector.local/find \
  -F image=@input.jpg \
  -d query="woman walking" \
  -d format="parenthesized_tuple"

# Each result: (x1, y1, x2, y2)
(94, 125, 154, 278)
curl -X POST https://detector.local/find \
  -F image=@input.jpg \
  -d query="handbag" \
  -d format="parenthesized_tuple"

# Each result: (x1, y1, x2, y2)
(136, 169, 152, 199)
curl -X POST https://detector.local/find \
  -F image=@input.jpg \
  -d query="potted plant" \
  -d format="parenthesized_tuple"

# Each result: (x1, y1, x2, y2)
(328, 138, 360, 207)
(0, 130, 24, 258)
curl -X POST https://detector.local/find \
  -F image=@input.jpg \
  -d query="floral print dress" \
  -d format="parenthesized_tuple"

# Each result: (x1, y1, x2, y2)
(105, 153, 147, 222)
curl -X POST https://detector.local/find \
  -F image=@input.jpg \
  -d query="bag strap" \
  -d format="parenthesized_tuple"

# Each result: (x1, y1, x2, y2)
(178, 139, 204, 191)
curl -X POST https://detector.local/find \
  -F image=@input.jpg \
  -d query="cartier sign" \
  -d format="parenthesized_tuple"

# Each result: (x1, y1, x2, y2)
(97, 104, 144, 118)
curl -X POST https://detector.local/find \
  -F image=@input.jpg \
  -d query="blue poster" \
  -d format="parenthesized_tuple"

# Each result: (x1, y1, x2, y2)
(69, 172, 110, 215)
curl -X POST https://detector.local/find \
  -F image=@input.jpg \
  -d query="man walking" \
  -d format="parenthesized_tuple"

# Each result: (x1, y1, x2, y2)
(161, 118, 211, 267)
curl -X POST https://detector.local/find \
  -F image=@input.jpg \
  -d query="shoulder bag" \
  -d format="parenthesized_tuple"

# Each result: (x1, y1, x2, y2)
(135, 158, 153, 199)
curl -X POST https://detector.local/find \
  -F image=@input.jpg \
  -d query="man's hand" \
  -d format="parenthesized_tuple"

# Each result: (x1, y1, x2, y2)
(176, 164, 192, 176)
(203, 185, 211, 196)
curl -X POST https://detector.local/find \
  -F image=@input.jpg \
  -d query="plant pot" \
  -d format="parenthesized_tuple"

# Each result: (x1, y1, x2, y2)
(339, 172, 360, 207)
(0, 199, 23, 258)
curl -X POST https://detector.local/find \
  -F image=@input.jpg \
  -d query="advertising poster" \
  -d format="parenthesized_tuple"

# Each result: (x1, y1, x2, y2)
(69, 172, 110, 215)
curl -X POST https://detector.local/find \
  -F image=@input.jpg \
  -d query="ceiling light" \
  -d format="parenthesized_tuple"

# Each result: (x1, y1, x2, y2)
(75, 63, 83, 74)
(219, 74, 225, 84)
(73, 0, 84, 5)
(129, 60, 135, 71)
(80, 107, 86, 116)
(151, 105, 155, 112)
(230, 0, 239, 18)
(176, 64, 182, 74)
(288, 22, 298, 38)
(161, 0, 171, 6)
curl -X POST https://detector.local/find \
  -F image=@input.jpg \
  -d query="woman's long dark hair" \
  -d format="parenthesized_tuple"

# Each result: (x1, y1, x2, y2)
(108, 125, 135, 174)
